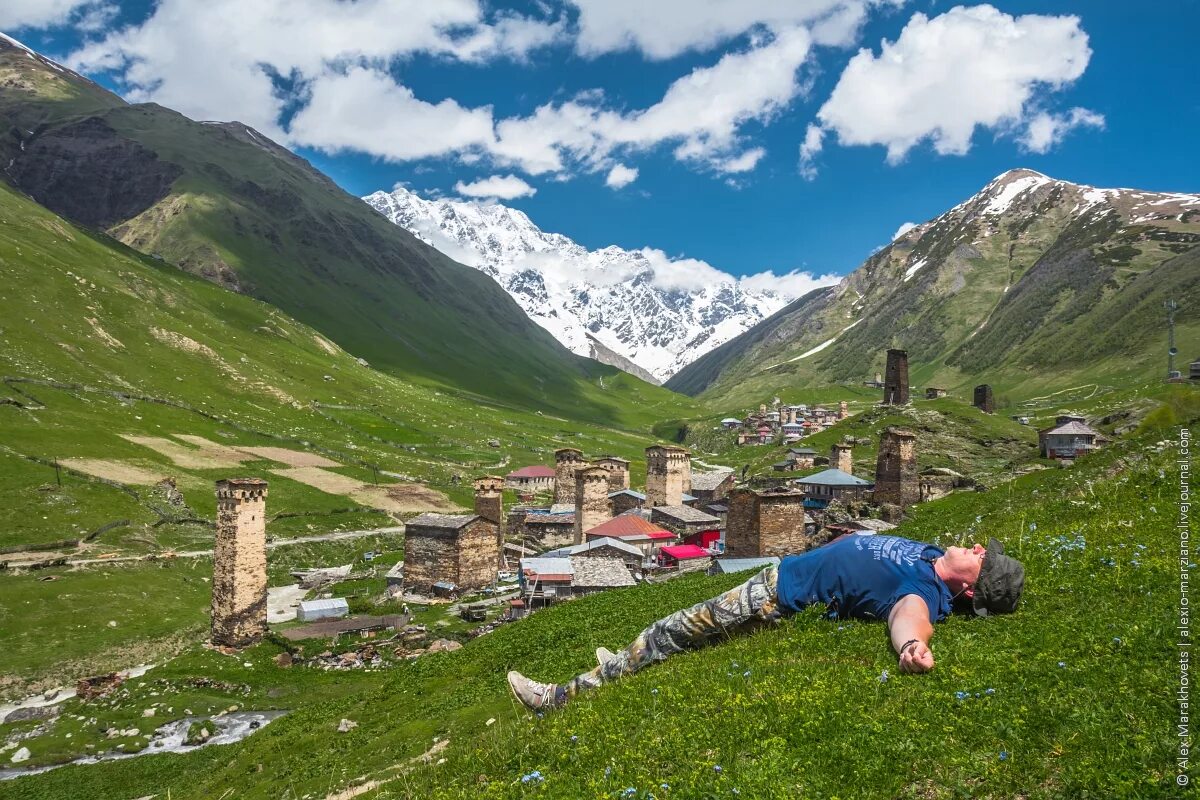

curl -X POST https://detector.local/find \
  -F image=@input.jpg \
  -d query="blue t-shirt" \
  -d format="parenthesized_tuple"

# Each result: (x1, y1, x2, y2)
(776, 534, 953, 623)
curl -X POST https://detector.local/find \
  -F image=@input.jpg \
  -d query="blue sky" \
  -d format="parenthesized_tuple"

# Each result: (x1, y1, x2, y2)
(5, 1, 1199, 293)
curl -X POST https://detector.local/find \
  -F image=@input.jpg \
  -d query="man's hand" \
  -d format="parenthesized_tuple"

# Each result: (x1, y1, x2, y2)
(888, 594, 936, 674)
(898, 640, 934, 673)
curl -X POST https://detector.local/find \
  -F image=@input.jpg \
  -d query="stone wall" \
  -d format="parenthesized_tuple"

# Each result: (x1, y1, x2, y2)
(725, 487, 812, 558)
(574, 466, 611, 544)
(473, 476, 504, 527)
(456, 518, 501, 589)
(211, 478, 268, 648)
(610, 492, 643, 517)
(874, 427, 919, 508)
(646, 445, 691, 507)
(883, 349, 909, 405)
(554, 448, 585, 506)
(403, 523, 458, 591)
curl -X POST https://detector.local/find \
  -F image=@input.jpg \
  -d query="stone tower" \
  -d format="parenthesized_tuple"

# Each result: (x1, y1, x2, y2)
(830, 442, 853, 473)
(553, 448, 585, 506)
(473, 476, 504, 526)
(973, 384, 995, 413)
(573, 466, 611, 544)
(645, 445, 691, 507)
(883, 349, 909, 405)
(594, 456, 630, 493)
(874, 428, 919, 509)
(838, 400, 849, 420)
(211, 478, 268, 648)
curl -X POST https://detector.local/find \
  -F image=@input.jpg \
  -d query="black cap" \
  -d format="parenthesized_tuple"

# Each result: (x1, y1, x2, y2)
(973, 537, 1025, 616)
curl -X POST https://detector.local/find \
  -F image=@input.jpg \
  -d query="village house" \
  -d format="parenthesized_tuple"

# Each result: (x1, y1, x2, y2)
(504, 464, 555, 494)
(571, 557, 637, 594)
(658, 544, 714, 573)
(796, 468, 873, 508)
(543, 536, 644, 573)
(689, 469, 735, 503)
(1039, 417, 1103, 460)
(609, 488, 646, 516)
(403, 513, 500, 594)
(721, 417, 741, 429)
(517, 509, 575, 550)
(788, 447, 817, 469)
(518, 557, 574, 606)
(725, 486, 817, 558)
(585, 512, 677, 558)
(650, 504, 721, 539)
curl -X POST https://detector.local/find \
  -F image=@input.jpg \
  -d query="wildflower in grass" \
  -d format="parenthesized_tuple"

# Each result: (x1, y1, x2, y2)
(1058, 661, 1066, 668)
(714, 765, 723, 774)
(570, 735, 578, 743)
(999, 751, 1009, 761)
(955, 691, 968, 701)
(878, 670, 889, 683)
(742, 670, 751, 678)
(985, 688, 995, 695)
(521, 770, 544, 784)
(622, 788, 636, 798)
(1029, 523, 1037, 532)
(650, 688, 658, 695)
(731, 662, 739, 668)
(605, 767, 613, 779)
(661, 784, 669, 790)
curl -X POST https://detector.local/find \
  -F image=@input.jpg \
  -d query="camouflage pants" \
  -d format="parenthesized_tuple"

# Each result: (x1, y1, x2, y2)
(564, 565, 782, 699)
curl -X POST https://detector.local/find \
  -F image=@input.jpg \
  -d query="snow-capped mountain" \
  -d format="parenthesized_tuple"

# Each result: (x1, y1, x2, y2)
(363, 187, 798, 382)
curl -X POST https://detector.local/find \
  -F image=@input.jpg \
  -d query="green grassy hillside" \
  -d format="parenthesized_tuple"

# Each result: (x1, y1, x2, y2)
(0, 38, 656, 418)
(0, 178, 699, 692)
(667, 171, 1200, 408)
(4, 389, 1192, 797)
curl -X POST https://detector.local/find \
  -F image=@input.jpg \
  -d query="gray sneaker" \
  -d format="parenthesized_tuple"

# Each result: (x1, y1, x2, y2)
(596, 646, 617, 667)
(507, 670, 561, 710)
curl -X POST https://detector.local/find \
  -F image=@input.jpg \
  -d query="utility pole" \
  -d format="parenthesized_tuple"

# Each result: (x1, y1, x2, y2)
(1166, 299, 1180, 379)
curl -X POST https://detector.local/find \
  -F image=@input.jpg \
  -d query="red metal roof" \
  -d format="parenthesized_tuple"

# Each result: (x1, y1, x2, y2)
(507, 465, 556, 479)
(646, 530, 677, 540)
(586, 514, 670, 538)
(661, 544, 711, 559)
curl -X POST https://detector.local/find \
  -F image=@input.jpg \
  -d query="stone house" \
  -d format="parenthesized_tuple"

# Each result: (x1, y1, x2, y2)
(571, 556, 637, 594)
(725, 486, 817, 558)
(788, 447, 817, 469)
(796, 468, 873, 507)
(585, 512, 677, 558)
(543, 536, 644, 573)
(520, 510, 576, 550)
(609, 488, 646, 516)
(504, 465, 555, 493)
(1039, 420, 1102, 459)
(689, 470, 735, 503)
(403, 513, 500, 593)
(925, 387, 947, 399)
(650, 504, 721, 539)
(659, 544, 713, 573)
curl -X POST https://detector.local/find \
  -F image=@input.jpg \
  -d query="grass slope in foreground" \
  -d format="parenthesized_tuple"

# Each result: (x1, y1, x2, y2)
(4, 391, 1191, 798)
(0, 180, 699, 693)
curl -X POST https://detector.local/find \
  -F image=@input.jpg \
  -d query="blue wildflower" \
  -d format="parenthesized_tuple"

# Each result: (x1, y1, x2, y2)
(1112, 637, 1122, 645)
(999, 751, 1009, 761)
(1058, 661, 1066, 668)
(985, 688, 995, 695)
(1029, 522, 1037, 531)
(742, 670, 751, 678)
(974, 692, 981, 698)
(955, 691, 968, 701)
(650, 688, 659, 695)
(570, 735, 578, 743)
(521, 770, 544, 784)
(878, 670, 889, 683)
(713, 765, 723, 774)
(622, 788, 637, 798)
(660, 784, 670, 791)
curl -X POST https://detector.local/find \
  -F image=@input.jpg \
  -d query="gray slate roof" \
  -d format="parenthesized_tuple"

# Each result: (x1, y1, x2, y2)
(570, 556, 636, 588)
(407, 513, 479, 530)
(798, 468, 872, 487)
(690, 470, 734, 491)
(520, 557, 574, 577)
(609, 489, 647, 500)
(543, 537, 643, 559)
(1046, 421, 1100, 437)
(651, 504, 721, 524)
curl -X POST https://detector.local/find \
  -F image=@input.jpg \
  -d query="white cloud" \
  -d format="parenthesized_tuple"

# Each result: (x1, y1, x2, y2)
(1021, 107, 1104, 153)
(738, 268, 842, 299)
(66, 0, 559, 139)
(494, 26, 813, 176)
(568, 0, 870, 58)
(0, 0, 98, 29)
(808, 5, 1098, 167)
(605, 164, 639, 188)
(891, 221, 916, 240)
(454, 174, 537, 200)
(288, 68, 496, 161)
(798, 123, 824, 179)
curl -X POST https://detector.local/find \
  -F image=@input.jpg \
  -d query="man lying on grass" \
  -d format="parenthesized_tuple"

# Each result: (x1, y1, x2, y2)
(509, 533, 1024, 710)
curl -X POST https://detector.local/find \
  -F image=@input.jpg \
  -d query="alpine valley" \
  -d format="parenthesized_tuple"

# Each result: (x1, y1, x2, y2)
(365, 186, 803, 383)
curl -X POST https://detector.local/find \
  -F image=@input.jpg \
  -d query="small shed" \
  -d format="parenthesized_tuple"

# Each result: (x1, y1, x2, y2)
(297, 597, 350, 622)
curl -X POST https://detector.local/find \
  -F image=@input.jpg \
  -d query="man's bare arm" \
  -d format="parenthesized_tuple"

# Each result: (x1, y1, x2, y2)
(888, 594, 935, 674)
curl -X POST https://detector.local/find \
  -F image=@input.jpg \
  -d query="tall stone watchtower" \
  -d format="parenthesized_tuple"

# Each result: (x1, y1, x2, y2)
(594, 456, 630, 493)
(211, 478, 269, 648)
(645, 445, 691, 507)
(874, 428, 919, 509)
(725, 487, 812, 558)
(838, 400, 849, 420)
(473, 476, 504, 527)
(573, 465, 611, 544)
(553, 448, 585, 506)
(973, 384, 995, 413)
(830, 442, 853, 473)
(883, 349, 909, 405)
